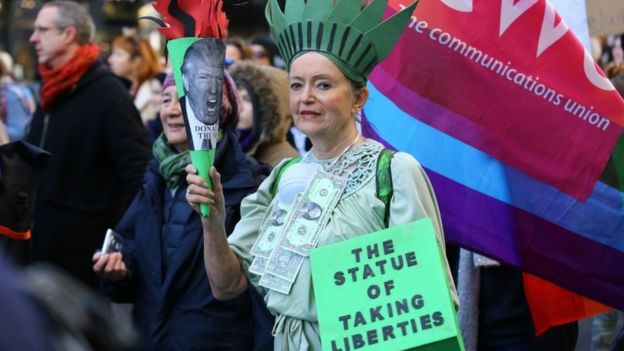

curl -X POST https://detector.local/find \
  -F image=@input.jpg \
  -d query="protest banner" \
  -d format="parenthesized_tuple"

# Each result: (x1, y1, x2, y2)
(310, 218, 463, 351)
(363, 0, 624, 314)
(550, 0, 591, 51)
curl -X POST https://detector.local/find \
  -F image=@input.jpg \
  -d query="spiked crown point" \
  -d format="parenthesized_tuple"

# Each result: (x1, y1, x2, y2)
(266, 0, 418, 83)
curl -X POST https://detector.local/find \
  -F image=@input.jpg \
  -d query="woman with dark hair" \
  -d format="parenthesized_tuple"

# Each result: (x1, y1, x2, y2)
(93, 73, 270, 350)
(225, 37, 253, 68)
(250, 34, 281, 68)
(611, 71, 624, 96)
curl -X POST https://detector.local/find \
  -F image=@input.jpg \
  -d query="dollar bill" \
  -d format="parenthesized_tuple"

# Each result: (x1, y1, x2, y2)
(249, 256, 267, 276)
(259, 272, 293, 295)
(250, 205, 290, 258)
(281, 171, 347, 256)
(250, 225, 282, 258)
(264, 244, 305, 282)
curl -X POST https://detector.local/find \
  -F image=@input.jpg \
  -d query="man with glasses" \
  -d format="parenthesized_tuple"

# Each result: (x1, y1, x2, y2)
(25, 1, 150, 289)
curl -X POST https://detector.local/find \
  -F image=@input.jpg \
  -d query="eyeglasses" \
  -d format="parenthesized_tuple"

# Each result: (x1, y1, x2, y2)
(33, 26, 66, 35)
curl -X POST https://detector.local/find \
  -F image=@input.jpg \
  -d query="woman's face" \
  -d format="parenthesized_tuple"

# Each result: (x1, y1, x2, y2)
(226, 44, 242, 64)
(289, 52, 367, 141)
(237, 86, 254, 129)
(251, 44, 271, 66)
(160, 85, 188, 150)
(108, 47, 138, 81)
(149, 79, 163, 113)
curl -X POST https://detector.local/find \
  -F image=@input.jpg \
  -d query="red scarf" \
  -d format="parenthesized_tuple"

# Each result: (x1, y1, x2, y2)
(38, 43, 100, 111)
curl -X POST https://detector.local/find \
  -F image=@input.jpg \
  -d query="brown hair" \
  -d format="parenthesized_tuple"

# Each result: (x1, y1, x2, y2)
(112, 35, 161, 85)
(225, 37, 253, 60)
(604, 62, 624, 79)
(611, 72, 624, 98)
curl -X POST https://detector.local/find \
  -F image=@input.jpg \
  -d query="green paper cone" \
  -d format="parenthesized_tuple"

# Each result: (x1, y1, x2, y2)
(169, 38, 213, 216)
(168, 38, 226, 217)
(191, 149, 215, 216)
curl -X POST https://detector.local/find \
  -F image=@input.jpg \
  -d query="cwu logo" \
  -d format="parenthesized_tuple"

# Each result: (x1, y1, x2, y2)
(422, 0, 615, 91)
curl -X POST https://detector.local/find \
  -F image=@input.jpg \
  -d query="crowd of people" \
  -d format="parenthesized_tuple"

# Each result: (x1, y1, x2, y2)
(0, 0, 622, 350)
(597, 34, 624, 80)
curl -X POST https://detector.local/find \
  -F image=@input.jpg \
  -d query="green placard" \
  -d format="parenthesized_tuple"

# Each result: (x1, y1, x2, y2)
(310, 218, 464, 351)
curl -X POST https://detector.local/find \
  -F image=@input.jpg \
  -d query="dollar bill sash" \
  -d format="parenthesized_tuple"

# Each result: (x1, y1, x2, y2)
(250, 170, 348, 294)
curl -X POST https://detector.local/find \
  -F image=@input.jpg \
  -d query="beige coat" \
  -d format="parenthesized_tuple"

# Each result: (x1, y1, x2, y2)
(229, 62, 300, 166)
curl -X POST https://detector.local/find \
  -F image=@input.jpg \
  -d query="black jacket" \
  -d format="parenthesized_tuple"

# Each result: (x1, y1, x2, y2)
(103, 130, 273, 350)
(26, 61, 150, 287)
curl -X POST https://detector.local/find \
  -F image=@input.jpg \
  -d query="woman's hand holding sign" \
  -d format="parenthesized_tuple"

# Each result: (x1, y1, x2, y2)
(185, 164, 226, 234)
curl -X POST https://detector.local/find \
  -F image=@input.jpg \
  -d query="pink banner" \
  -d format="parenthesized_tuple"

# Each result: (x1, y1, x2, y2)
(380, 0, 624, 200)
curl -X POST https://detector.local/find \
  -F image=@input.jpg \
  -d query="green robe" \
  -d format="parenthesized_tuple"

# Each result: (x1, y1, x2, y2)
(229, 140, 457, 350)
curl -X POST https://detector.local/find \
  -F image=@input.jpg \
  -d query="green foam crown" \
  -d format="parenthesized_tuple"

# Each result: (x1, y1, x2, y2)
(265, 0, 418, 83)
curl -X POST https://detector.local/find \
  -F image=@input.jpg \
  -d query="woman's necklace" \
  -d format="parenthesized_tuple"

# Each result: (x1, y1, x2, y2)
(307, 133, 361, 171)
(329, 133, 361, 170)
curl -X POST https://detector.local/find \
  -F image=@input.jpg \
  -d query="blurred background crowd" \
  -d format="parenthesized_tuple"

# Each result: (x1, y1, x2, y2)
(0, 0, 313, 151)
(0, 1, 622, 351)
(1, 0, 623, 137)
(0, 0, 280, 78)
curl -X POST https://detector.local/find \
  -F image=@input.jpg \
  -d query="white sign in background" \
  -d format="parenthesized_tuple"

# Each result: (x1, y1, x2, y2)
(549, 0, 591, 52)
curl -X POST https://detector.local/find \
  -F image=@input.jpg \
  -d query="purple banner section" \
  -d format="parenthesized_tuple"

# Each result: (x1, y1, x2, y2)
(363, 82, 624, 247)
(362, 117, 624, 310)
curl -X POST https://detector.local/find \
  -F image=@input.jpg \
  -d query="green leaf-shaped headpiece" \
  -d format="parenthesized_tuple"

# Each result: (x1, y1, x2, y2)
(266, 0, 418, 84)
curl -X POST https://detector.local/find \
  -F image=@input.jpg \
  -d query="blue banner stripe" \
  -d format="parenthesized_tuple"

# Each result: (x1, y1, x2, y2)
(364, 83, 624, 251)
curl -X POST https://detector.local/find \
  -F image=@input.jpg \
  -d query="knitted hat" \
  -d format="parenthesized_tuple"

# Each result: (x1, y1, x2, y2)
(162, 72, 175, 90)
(265, 0, 418, 84)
